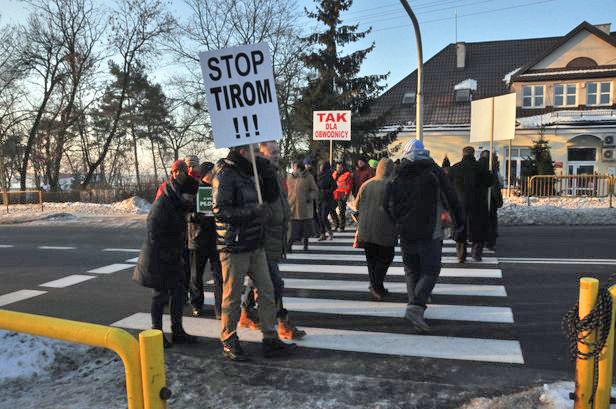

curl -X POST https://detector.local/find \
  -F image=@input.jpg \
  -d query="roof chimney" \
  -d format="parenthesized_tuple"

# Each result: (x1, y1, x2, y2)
(595, 23, 611, 35)
(456, 42, 466, 69)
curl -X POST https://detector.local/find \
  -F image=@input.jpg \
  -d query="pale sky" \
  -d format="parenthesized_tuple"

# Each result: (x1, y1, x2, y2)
(2, 0, 616, 90)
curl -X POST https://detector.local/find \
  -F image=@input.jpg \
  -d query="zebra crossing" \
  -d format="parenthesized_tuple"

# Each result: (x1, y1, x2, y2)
(113, 231, 524, 364)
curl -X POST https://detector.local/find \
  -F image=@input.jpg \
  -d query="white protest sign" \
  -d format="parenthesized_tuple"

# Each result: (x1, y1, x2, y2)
(199, 43, 282, 149)
(470, 93, 516, 143)
(313, 110, 351, 141)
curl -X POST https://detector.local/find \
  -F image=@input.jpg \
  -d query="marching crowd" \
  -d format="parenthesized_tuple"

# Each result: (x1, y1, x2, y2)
(132, 139, 503, 361)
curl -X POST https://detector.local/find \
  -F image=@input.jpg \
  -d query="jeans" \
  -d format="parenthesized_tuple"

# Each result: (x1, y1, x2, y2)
(151, 283, 184, 332)
(243, 258, 285, 318)
(363, 243, 395, 292)
(219, 248, 276, 341)
(189, 248, 223, 317)
(400, 238, 443, 308)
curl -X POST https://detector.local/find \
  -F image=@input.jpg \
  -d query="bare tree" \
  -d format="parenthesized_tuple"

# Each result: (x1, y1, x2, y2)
(162, 0, 305, 160)
(80, 0, 174, 188)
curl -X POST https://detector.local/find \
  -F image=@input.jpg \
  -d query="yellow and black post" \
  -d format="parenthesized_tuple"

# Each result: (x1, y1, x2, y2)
(575, 277, 599, 409)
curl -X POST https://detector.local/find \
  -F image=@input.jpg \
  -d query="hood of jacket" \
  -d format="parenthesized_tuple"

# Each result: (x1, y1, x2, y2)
(224, 150, 253, 176)
(397, 158, 435, 177)
(374, 158, 394, 181)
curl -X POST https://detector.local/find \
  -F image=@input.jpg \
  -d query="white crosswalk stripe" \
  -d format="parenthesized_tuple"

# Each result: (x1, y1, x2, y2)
(113, 313, 524, 364)
(294, 244, 494, 254)
(113, 235, 521, 364)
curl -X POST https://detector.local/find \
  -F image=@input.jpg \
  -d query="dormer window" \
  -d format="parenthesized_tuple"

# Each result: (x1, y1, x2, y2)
(453, 79, 476, 103)
(454, 89, 471, 103)
(522, 85, 545, 108)
(401, 91, 416, 105)
(554, 83, 577, 107)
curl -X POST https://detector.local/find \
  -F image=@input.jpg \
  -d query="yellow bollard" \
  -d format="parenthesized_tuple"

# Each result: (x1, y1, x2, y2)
(594, 285, 616, 409)
(575, 277, 599, 409)
(139, 330, 168, 409)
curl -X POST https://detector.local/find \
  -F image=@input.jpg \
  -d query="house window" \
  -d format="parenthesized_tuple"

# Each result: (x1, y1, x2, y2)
(401, 91, 416, 105)
(587, 82, 611, 106)
(454, 88, 471, 103)
(567, 148, 596, 161)
(522, 85, 544, 108)
(554, 83, 577, 107)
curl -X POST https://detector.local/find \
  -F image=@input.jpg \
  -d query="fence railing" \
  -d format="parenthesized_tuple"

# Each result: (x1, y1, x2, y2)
(525, 175, 615, 207)
(1, 184, 158, 213)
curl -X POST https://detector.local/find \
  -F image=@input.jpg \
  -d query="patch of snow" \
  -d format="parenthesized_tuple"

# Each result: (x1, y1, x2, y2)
(520, 67, 616, 77)
(112, 196, 151, 214)
(502, 67, 521, 84)
(518, 109, 616, 128)
(454, 79, 478, 91)
(499, 196, 616, 225)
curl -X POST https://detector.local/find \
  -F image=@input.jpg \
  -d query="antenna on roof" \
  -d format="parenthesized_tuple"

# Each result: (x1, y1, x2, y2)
(455, 9, 458, 44)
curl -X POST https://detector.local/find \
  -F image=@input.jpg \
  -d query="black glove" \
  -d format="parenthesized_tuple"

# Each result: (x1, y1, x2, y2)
(253, 203, 272, 224)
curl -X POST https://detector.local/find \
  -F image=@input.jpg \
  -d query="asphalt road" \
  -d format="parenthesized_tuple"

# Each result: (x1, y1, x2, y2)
(1, 223, 615, 405)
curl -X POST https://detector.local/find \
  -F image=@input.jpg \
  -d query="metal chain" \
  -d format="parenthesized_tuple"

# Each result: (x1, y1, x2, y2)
(562, 286, 613, 405)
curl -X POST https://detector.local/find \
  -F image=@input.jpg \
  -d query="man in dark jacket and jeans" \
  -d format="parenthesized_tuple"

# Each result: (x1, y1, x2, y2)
(133, 172, 199, 348)
(387, 140, 463, 332)
(213, 144, 296, 361)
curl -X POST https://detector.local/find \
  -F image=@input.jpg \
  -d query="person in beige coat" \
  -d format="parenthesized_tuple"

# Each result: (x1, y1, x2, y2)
(353, 158, 398, 301)
(287, 159, 318, 251)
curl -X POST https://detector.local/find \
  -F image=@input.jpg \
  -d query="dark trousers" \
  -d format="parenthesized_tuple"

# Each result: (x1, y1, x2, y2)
(363, 243, 395, 292)
(189, 248, 223, 317)
(471, 242, 484, 259)
(455, 241, 467, 262)
(318, 201, 333, 234)
(243, 258, 285, 318)
(330, 198, 347, 230)
(151, 283, 184, 332)
(400, 238, 443, 308)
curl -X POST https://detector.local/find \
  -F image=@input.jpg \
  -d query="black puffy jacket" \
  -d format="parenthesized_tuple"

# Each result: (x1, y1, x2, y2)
(212, 151, 278, 253)
(318, 167, 336, 205)
(132, 179, 188, 290)
(387, 158, 463, 242)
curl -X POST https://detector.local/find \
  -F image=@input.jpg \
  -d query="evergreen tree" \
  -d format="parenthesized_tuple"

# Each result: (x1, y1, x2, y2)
(297, 0, 398, 164)
(522, 136, 555, 178)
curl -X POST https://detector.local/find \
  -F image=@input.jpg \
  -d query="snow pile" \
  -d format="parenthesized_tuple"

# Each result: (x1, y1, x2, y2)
(517, 109, 616, 128)
(111, 196, 151, 214)
(499, 196, 616, 225)
(461, 381, 616, 409)
(0, 330, 89, 382)
(502, 67, 521, 84)
(454, 79, 478, 91)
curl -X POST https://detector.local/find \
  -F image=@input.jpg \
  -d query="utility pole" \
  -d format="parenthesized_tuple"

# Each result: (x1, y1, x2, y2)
(400, 0, 424, 142)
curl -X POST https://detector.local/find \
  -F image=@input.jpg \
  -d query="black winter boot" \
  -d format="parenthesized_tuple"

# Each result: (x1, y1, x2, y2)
(262, 337, 297, 358)
(171, 327, 198, 344)
(223, 337, 249, 361)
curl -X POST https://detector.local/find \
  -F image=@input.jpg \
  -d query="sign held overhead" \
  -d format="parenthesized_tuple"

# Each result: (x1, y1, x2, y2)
(313, 110, 351, 141)
(199, 43, 282, 148)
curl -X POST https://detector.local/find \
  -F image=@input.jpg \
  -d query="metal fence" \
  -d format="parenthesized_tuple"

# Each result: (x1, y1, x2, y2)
(1, 183, 159, 213)
(525, 175, 615, 207)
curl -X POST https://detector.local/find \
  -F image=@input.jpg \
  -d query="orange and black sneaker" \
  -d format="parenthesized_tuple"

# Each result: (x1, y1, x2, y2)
(277, 317, 306, 340)
(239, 308, 259, 330)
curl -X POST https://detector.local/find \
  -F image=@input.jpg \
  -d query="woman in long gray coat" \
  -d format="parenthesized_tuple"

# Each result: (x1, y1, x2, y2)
(353, 158, 397, 301)
(287, 160, 318, 251)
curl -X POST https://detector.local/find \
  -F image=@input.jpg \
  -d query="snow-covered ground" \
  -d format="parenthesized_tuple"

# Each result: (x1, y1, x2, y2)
(1, 329, 607, 409)
(1, 196, 615, 227)
(500, 196, 616, 225)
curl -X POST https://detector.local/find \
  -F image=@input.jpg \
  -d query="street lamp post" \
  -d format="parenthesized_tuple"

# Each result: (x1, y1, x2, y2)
(399, 0, 424, 142)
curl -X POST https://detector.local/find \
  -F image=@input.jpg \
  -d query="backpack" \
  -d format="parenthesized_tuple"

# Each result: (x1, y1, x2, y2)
(392, 168, 439, 241)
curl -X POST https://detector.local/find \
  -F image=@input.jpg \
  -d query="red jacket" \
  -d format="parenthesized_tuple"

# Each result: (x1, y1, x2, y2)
(332, 170, 352, 201)
(352, 165, 375, 197)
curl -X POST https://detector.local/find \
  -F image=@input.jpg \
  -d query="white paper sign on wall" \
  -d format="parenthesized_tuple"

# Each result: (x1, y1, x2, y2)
(313, 110, 352, 141)
(199, 43, 282, 149)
